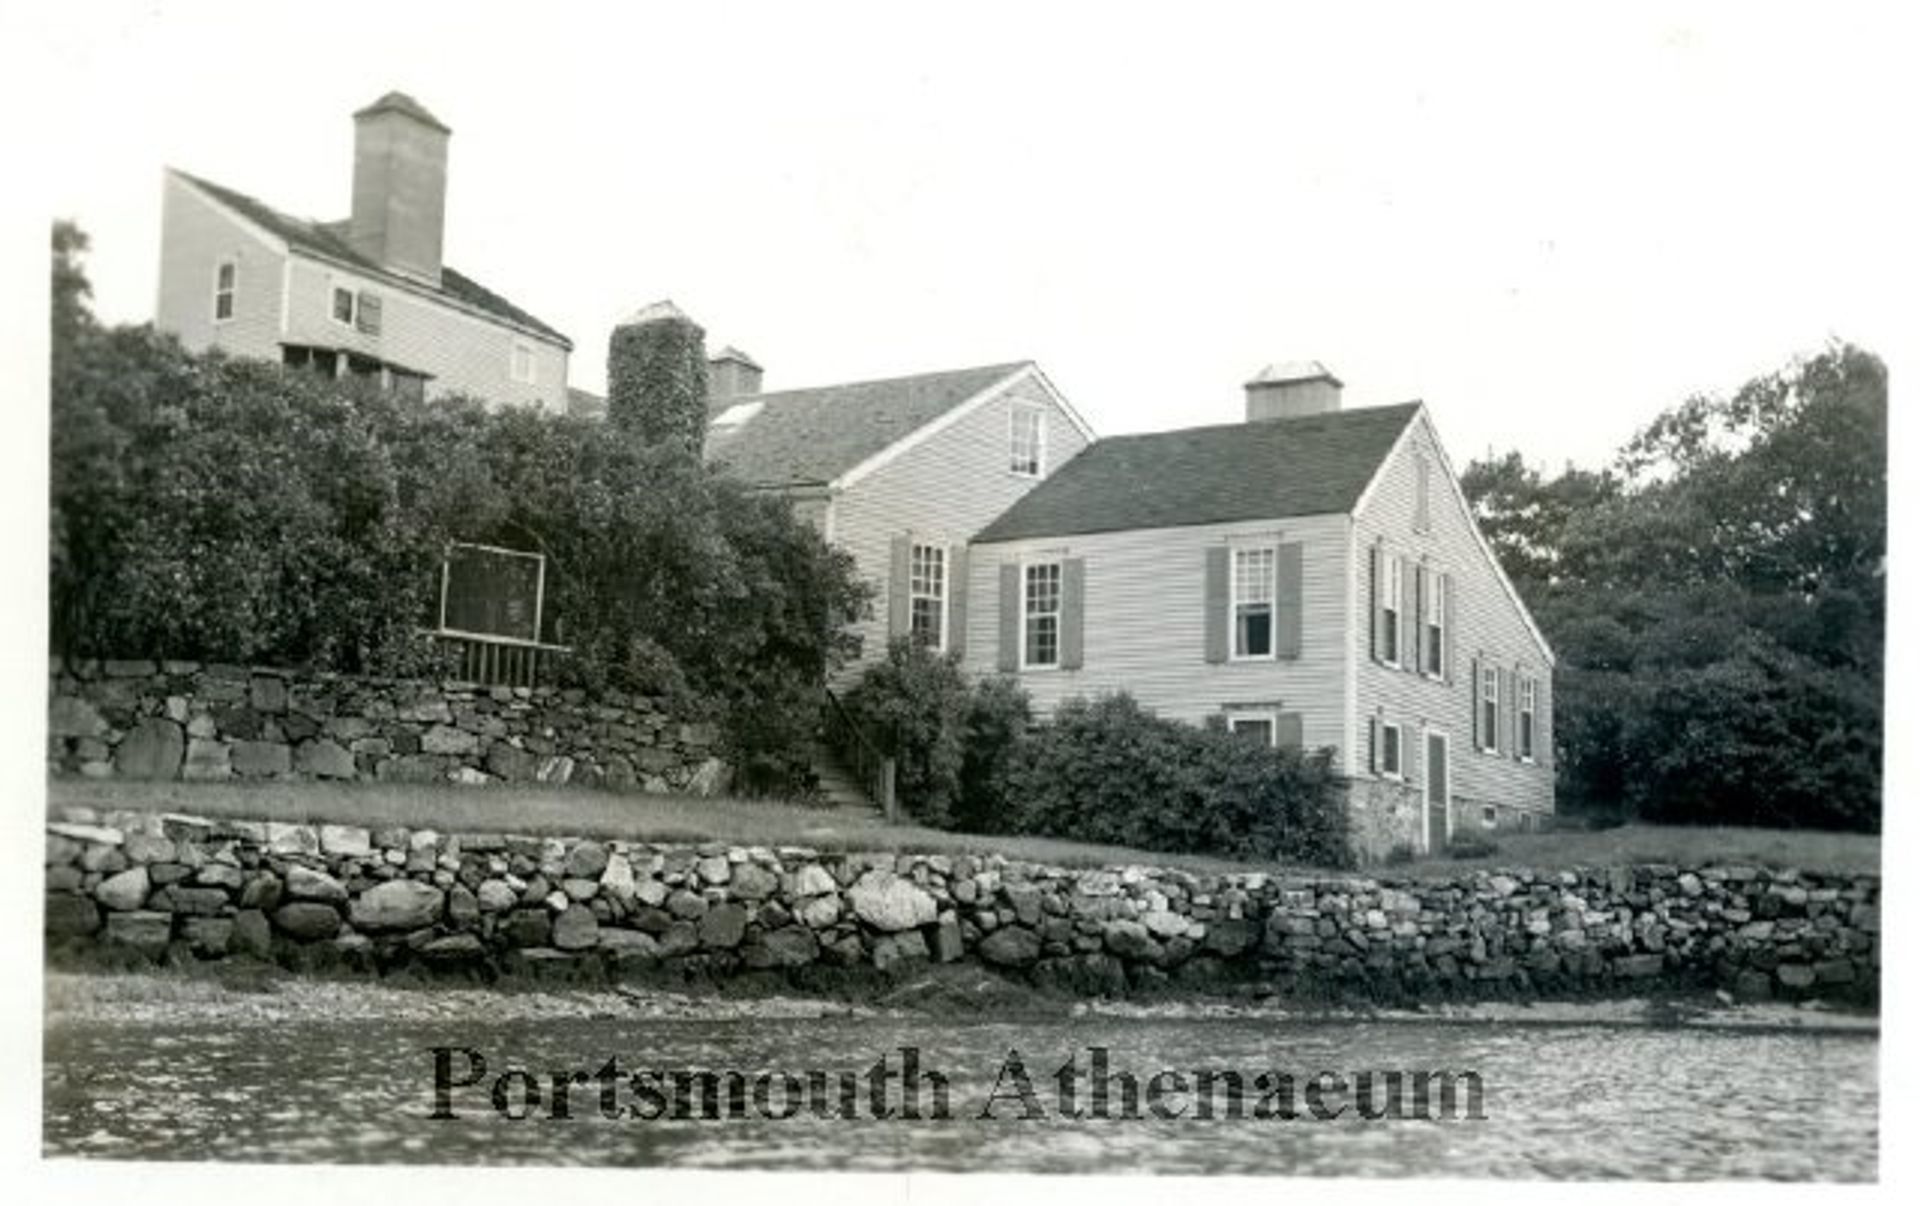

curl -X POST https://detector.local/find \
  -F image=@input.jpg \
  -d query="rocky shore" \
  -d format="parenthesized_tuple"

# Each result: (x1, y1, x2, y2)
(44, 805, 1880, 1007)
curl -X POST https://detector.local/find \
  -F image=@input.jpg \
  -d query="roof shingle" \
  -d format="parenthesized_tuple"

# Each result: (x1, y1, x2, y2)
(974, 403, 1421, 542)
(174, 170, 570, 348)
(703, 362, 1030, 488)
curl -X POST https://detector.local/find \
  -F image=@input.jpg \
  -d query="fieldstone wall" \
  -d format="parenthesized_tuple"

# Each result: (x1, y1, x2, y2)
(47, 659, 725, 794)
(43, 806, 1880, 1006)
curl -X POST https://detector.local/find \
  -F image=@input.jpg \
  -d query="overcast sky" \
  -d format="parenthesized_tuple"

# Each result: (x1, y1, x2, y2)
(11, 0, 1911, 471)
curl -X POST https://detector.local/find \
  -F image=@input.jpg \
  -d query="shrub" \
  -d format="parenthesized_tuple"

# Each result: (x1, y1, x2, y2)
(952, 674, 1032, 833)
(844, 640, 972, 826)
(1447, 836, 1500, 859)
(997, 693, 1351, 866)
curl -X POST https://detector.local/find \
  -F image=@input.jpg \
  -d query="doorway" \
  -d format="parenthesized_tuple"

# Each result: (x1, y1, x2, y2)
(1425, 729, 1451, 853)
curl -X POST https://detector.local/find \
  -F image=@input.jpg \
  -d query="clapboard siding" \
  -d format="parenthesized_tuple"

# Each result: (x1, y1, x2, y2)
(963, 513, 1353, 755)
(831, 370, 1092, 677)
(155, 172, 288, 360)
(1352, 412, 1554, 819)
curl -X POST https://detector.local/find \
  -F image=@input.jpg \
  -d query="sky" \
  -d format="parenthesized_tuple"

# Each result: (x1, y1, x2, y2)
(5, 0, 1913, 473)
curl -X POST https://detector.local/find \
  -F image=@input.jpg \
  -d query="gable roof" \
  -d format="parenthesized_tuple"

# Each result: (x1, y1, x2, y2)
(172, 169, 571, 349)
(703, 361, 1032, 488)
(975, 402, 1422, 542)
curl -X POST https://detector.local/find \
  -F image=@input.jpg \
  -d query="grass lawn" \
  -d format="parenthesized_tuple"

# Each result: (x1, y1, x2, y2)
(44, 778, 1880, 879)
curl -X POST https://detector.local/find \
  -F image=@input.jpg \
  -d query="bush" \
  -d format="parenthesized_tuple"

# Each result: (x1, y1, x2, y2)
(997, 693, 1350, 866)
(952, 674, 1032, 833)
(1447, 836, 1500, 859)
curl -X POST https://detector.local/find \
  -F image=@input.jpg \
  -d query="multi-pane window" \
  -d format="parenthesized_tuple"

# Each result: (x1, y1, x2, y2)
(1231, 547, 1275, 659)
(1229, 714, 1275, 746)
(1519, 676, 1537, 760)
(511, 342, 536, 384)
(1010, 405, 1044, 477)
(213, 261, 236, 322)
(331, 285, 356, 325)
(1023, 561, 1061, 668)
(1381, 722, 1403, 778)
(1424, 572, 1445, 677)
(908, 543, 947, 651)
(1382, 555, 1404, 665)
(1480, 666, 1500, 751)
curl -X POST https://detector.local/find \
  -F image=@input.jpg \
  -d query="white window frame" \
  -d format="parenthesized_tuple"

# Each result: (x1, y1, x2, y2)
(1481, 804, 1498, 829)
(1421, 726, 1453, 850)
(1020, 559, 1062, 671)
(1519, 675, 1537, 763)
(1382, 554, 1404, 667)
(330, 284, 356, 327)
(1424, 570, 1446, 679)
(1380, 720, 1404, 780)
(1229, 545, 1277, 661)
(1009, 404, 1046, 478)
(212, 259, 237, 324)
(511, 341, 537, 385)
(1228, 711, 1278, 747)
(908, 542, 948, 652)
(1480, 665, 1500, 753)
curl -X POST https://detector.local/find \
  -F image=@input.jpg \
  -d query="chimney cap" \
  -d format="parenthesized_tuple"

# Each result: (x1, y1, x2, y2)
(621, 298, 695, 327)
(1246, 360, 1343, 389)
(710, 345, 761, 369)
(353, 91, 451, 134)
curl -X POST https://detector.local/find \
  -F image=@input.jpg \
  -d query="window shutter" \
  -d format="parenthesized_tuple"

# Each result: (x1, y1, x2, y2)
(888, 535, 911, 639)
(1442, 573, 1456, 685)
(1276, 712, 1304, 752)
(1368, 543, 1383, 661)
(1275, 541, 1303, 660)
(1060, 557, 1086, 670)
(1413, 564, 1427, 672)
(947, 544, 969, 659)
(1368, 714, 1381, 774)
(1494, 667, 1507, 755)
(357, 292, 382, 334)
(997, 563, 1020, 672)
(1398, 556, 1415, 673)
(1509, 668, 1522, 761)
(1203, 546, 1229, 664)
(1471, 656, 1482, 749)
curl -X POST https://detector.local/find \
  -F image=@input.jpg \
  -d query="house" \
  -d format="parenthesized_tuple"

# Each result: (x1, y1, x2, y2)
(154, 92, 572, 411)
(963, 363, 1555, 856)
(696, 355, 1097, 678)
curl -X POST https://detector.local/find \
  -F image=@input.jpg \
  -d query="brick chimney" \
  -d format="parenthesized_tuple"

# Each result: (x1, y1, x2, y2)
(1245, 361, 1343, 421)
(707, 346, 763, 412)
(348, 91, 451, 286)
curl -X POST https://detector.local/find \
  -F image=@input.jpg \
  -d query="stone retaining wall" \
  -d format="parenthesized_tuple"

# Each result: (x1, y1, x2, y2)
(43, 806, 1880, 1005)
(47, 659, 725, 794)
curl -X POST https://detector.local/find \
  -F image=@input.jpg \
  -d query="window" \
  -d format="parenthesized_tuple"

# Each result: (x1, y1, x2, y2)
(1010, 405, 1044, 477)
(1424, 571, 1446, 677)
(1480, 666, 1499, 751)
(1519, 676, 1537, 761)
(908, 543, 947, 650)
(1231, 547, 1275, 659)
(390, 369, 428, 403)
(1229, 714, 1276, 746)
(1022, 561, 1061, 668)
(1481, 805, 1497, 828)
(511, 341, 536, 384)
(1382, 555, 1404, 666)
(1380, 721, 1403, 779)
(331, 285, 356, 326)
(212, 260, 236, 322)
(356, 292, 382, 335)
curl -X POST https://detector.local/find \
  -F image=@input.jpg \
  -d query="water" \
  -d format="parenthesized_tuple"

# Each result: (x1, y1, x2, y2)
(43, 1009, 1875, 1178)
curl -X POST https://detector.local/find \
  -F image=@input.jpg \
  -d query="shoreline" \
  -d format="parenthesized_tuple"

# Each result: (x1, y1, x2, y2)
(42, 968, 1879, 1036)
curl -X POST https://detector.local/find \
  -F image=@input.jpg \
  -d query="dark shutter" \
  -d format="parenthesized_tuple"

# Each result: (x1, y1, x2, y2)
(888, 535, 911, 639)
(1368, 714, 1381, 774)
(1442, 573, 1456, 684)
(947, 544, 968, 659)
(357, 292, 382, 335)
(997, 563, 1020, 672)
(1398, 556, 1414, 672)
(1275, 541, 1303, 660)
(1413, 564, 1427, 673)
(1276, 712, 1304, 752)
(1060, 557, 1085, 670)
(1494, 667, 1507, 755)
(1471, 656, 1482, 749)
(1203, 546, 1229, 664)
(1509, 668, 1523, 761)
(1368, 543, 1382, 661)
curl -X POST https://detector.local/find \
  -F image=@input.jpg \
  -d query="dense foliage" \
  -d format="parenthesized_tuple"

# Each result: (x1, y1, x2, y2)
(998, 694, 1350, 866)
(843, 640, 1031, 829)
(49, 226, 869, 792)
(606, 307, 709, 456)
(1462, 344, 1885, 830)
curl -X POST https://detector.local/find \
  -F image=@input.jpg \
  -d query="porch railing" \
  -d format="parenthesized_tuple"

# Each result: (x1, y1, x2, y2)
(430, 630, 571, 690)
(822, 686, 897, 822)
